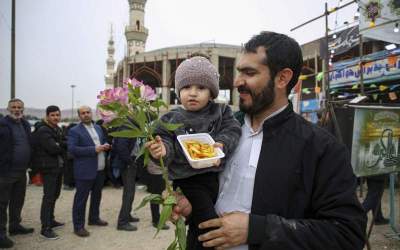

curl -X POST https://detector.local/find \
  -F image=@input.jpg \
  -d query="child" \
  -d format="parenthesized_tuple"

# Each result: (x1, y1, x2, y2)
(146, 56, 241, 249)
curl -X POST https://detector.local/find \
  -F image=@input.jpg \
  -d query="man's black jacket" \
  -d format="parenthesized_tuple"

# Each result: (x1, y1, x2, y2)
(236, 104, 367, 250)
(0, 116, 32, 175)
(111, 136, 137, 169)
(32, 122, 65, 173)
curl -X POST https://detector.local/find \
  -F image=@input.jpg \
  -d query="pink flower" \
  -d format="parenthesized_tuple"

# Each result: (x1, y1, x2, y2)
(114, 87, 129, 105)
(97, 89, 115, 105)
(140, 85, 157, 101)
(97, 87, 129, 105)
(97, 108, 116, 124)
(124, 78, 143, 88)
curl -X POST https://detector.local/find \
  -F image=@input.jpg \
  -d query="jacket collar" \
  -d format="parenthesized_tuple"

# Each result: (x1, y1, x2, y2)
(235, 101, 294, 132)
(79, 122, 103, 143)
(262, 101, 294, 133)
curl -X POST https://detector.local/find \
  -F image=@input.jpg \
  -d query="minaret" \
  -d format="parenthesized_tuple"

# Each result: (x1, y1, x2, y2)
(125, 0, 148, 57)
(105, 24, 115, 88)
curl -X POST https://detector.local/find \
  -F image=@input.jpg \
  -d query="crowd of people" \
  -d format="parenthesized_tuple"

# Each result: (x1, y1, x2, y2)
(1, 31, 370, 250)
(0, 100, 167, 248)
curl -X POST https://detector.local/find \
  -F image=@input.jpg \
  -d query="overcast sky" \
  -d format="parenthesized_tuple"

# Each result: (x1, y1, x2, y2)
(0, 0, 357, 110)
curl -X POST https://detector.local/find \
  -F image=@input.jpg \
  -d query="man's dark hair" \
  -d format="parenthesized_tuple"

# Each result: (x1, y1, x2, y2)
(244, 31, 303, 96)
(46, 105, 60, 116)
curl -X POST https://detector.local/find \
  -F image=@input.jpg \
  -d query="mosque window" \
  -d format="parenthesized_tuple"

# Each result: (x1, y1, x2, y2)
(136, 20, 140, 30)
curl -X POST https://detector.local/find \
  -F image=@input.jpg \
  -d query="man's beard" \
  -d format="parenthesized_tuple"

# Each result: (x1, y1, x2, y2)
(9, 112, 23, 120)
(238, 79, 275, 115)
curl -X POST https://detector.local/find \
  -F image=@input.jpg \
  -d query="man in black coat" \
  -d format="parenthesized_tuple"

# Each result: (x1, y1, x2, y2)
(32, 105, 66, 240)
(0, 99, 34, 249)
(112, 135, 141, 231)
(175, 32, 367, 250)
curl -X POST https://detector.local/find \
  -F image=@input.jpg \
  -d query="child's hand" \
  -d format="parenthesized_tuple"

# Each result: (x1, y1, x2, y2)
(145, 135, 166, 159)
(213, 142, 223, 167)
(213, 159, 221, 167)
(213, 142, 224, 150)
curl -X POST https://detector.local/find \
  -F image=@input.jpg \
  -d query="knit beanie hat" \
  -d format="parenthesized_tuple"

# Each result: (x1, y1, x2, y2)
(175, 56, 219, 99)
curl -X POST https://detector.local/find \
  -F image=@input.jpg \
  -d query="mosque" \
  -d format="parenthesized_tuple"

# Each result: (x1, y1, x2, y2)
(104, 0, 322, 108)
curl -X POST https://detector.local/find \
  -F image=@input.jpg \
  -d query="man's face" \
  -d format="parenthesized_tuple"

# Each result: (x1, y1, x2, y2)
(78, 107, 92, 124)
(47, 111, 61, 127)
(234, 47, 275, 115)
(7, 101, 24, 120)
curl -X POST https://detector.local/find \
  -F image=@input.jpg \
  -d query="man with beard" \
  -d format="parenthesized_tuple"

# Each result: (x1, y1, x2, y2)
(0, 99, 34, 248)
(173, 31, 367, 250)
(68, 106, 111, 237)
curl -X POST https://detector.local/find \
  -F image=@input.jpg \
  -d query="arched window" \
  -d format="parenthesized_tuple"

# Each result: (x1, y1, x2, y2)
(136, 20, 140, 30)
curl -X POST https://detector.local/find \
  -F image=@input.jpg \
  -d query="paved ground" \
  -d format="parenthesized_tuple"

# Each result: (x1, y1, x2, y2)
(5, 184, 400, 250)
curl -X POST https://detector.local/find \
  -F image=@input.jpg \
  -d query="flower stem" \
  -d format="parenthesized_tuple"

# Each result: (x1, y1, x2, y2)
(159, 157, 173, 194)
(148, 134, 172, 194)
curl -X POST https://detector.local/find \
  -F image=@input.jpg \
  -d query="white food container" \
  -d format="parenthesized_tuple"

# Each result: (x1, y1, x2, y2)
(177, 133, 225, 169)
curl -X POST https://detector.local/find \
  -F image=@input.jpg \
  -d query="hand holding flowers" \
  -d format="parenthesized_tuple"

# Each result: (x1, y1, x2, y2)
(97, 78, 186, 250)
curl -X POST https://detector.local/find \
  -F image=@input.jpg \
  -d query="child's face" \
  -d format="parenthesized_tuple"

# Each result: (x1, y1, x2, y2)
(180, 84, 212, 111)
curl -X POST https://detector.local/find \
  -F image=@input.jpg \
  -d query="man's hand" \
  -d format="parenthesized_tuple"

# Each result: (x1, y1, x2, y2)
(103, 143, 111, 151)
(171, 193, 192, 222)
(198, 212, 249, 249)
(145, 135, 166, 160)
(95, 145, 104, 153)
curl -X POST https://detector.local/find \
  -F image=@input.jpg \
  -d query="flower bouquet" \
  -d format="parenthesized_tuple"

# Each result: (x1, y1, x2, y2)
(97, 78, 186, 250)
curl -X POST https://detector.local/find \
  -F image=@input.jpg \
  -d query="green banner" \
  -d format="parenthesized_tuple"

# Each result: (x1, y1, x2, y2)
(351, 106, 400, 177)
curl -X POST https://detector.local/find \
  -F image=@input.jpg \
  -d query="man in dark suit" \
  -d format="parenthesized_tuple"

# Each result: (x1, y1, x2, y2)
(0, 99, 34, 248)
(112, 135, 140, 231)
(68, 106, 111, 237)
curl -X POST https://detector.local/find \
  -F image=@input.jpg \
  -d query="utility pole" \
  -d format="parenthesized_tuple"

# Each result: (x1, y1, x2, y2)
(11, 0, 16, 98)
(70, 84, 76, 120)
(324, 2, 330, 102)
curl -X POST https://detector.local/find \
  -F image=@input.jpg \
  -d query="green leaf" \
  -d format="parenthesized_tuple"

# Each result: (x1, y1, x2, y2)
(150, 196, 163, 204)
(104, 117, 126, 128)
(159, 120, 183, 131)
(109, 128, 145, 138)
(164, 195, 177, 205)
(143, 148, 150, 167)
(135, 194, 163, 211)
(134, 109, 147, 131)
(135, 144, 146, 161)
(177, 217, 187, 250)
(133, 85, 141, 97)
(167, 239, 178, 250)
(98, 102, 121, 111)
(151, 99, 167, 109)
(155, 204, 173, 236)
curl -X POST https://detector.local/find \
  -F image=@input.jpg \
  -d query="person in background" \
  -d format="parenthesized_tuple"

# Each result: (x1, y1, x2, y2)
(62, 123, 77, 190)
(33, 105, 66, 239)
(95, 119, 116, 188)
(68, 106, 111, 237)
(112, 134, 141, 231)
(362, 175, 389, 225)
(0, 99, 34, 248)
(30, 120, 47, 186)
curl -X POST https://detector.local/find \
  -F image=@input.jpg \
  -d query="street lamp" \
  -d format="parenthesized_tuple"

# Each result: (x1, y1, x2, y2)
(70, 84, 76, 120)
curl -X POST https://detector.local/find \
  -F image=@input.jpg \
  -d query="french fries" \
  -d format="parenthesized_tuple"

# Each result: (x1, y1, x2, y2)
(183, 140, 216, 160)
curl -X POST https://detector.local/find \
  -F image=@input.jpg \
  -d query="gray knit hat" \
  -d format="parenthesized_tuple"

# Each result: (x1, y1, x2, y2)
(175, 56, 219, 99)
